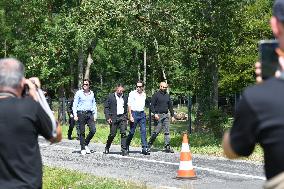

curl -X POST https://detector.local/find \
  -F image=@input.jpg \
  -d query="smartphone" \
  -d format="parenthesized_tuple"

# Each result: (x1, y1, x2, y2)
(259, 39, 279, 80)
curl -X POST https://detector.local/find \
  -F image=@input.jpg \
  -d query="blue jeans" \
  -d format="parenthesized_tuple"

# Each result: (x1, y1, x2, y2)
(126, 111, 148, 149)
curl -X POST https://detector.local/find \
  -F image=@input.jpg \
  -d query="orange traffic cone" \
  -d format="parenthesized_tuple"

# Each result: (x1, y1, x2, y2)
(176, 132, 197, 179)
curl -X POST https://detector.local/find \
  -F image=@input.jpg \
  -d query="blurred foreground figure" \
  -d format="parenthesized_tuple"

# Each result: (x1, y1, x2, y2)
(0, 58, 61, 189)
(223, 1, 284, 188)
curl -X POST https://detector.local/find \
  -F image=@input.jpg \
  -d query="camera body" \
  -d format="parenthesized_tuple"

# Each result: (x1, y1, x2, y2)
(21, 84, 30, 97)
(259, 39, 279, 80)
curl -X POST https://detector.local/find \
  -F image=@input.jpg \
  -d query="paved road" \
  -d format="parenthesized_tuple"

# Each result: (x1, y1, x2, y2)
(40, 138, 265, 189)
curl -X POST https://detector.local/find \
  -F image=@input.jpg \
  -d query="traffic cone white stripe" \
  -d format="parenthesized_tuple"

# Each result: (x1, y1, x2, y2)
(176, 133, 197, 179)
(182, 143, 190, 152)
(178, 161, 193, 170)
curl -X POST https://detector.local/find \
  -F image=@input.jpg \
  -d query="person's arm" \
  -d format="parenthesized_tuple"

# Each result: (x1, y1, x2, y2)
(36, 102, 62, 143)
(150, 93, 156, 114)
(72, 91, 79, 120)
(168, 95, 175, 117)
(128, 92, 134, 122)
(151, 93, 159, 120)
(222, 131, 240, 159)
(92, 93, 97, 121)
(104, 95, 112, 124)
(222, 94, 257, 159)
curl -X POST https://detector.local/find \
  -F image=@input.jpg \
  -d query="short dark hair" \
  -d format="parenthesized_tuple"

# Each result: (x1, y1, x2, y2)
(273, 0, 284, 22)
(136, 80, 144, 87)
(116, 83, 124, 88)
(83, 79, 90, 85)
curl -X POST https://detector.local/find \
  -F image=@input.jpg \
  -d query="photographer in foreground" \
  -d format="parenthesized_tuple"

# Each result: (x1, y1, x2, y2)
(0, 58, 62, 189)
(222, 0, 284, 188)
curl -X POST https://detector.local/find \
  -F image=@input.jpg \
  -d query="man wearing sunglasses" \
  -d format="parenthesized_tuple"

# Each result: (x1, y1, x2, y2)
(148, 82, 175, 153)
(104, 84, 129, 156)
(126, 81, 150, 155)
(72, 79, 97, 155)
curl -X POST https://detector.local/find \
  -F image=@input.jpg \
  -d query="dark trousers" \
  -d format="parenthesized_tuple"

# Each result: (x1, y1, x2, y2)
(77, 111, 96, 150)
(126, 111, 148, 149)
(106, 114, 127, 150)
(67, 116, 79, 139)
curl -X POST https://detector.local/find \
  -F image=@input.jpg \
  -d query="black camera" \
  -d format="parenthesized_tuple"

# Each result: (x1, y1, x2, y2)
(21, 84, 30, 97)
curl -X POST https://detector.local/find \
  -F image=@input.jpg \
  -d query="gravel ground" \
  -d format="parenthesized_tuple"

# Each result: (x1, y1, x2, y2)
(40, 138, 265, 189)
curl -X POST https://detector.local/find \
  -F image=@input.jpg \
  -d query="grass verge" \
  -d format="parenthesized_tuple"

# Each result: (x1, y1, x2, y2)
(43, 166, 145, 189)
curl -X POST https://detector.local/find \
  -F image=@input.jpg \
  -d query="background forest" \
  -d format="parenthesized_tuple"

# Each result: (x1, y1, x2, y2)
(0, 0, 274, 129)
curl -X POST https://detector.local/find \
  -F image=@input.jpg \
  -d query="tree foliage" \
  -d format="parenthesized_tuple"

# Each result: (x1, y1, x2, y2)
(0, 0, 275, 122)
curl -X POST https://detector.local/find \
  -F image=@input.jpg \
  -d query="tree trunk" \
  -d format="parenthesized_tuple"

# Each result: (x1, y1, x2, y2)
(4, 40, 7, 58)
(153, 38, 167, 84)
(78, 47, 84, 89)
(212, 62, 218, 108)
(84, 53, 93, 80)
(68, 48, 74, 92)
(134, 48, 140, 80)
(143, 48, 147, 85)
(100, 74, 103, 87)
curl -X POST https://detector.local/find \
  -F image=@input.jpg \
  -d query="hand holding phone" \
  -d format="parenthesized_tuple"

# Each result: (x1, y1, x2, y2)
(259, 39, 279, 80)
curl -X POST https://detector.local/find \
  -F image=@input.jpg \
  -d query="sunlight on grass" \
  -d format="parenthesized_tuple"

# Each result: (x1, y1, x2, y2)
(43, 166, 145, 189)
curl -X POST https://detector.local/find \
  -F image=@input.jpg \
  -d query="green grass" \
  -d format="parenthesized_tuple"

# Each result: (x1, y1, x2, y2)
(43, 166, 145, 189)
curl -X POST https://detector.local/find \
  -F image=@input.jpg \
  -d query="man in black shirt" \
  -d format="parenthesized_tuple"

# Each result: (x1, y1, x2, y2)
(223, 0, 284, 186)
(148, 82, 175, 153)
(0, 58, 62, 189)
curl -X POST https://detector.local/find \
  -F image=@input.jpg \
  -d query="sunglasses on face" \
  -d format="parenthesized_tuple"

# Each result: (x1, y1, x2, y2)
(161, 86, 167, 88)
(137, 86, 143, 88)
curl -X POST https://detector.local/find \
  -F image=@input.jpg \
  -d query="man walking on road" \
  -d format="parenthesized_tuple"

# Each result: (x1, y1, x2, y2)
(223, 0, 284, 188)
(148, 82, 175, 153)
(104, 84, 129, 156)
(73, 79, 97, 155)
(126, 81, 150, 155)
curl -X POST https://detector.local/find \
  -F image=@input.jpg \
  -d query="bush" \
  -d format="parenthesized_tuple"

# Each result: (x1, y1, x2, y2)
(205, 108, 228, 139)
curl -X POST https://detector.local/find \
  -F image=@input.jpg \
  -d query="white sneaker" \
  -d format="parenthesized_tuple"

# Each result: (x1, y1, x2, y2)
(81, 150, 86, 155)
(85, 146, 91, 154)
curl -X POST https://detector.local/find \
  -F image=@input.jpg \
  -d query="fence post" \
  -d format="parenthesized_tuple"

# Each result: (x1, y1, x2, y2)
(188, 96, 192, 134)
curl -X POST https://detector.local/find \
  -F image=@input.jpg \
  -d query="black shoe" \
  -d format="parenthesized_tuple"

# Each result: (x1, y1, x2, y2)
(104, 147, 110, 154)
(121, 149, 129, 156)
(126, 146, 129, 153)
(142, 149, 150, 155)
(165, 145, 174, 153)
(147, 145, 152, 152)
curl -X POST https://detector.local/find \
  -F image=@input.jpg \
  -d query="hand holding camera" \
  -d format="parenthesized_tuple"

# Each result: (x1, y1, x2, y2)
(23, 77, 41, 101)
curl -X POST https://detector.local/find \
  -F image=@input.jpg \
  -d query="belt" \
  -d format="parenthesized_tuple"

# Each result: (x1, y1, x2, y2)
(77, 110, 92, 114)
(157, 112, 168, 114)
(132, 111, 144, 113)
(117, 114, 125, 117)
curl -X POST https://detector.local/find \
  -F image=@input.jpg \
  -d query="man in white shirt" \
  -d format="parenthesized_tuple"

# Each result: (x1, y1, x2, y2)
(104, 84, 129, 156)
(126, 81, 150, 155)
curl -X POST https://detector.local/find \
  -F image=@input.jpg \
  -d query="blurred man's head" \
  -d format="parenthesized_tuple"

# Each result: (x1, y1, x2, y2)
(271, 0, 284, 45)
(136, 81, 144, 94)
(159, 82, 168, 93)
(0, 58, 25, 96)
(82, 79, 90, 91)
(115, 83, 124, 97)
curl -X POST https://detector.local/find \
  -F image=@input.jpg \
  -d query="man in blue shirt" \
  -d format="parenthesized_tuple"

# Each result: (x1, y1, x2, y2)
(73, 79, 97, 155)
